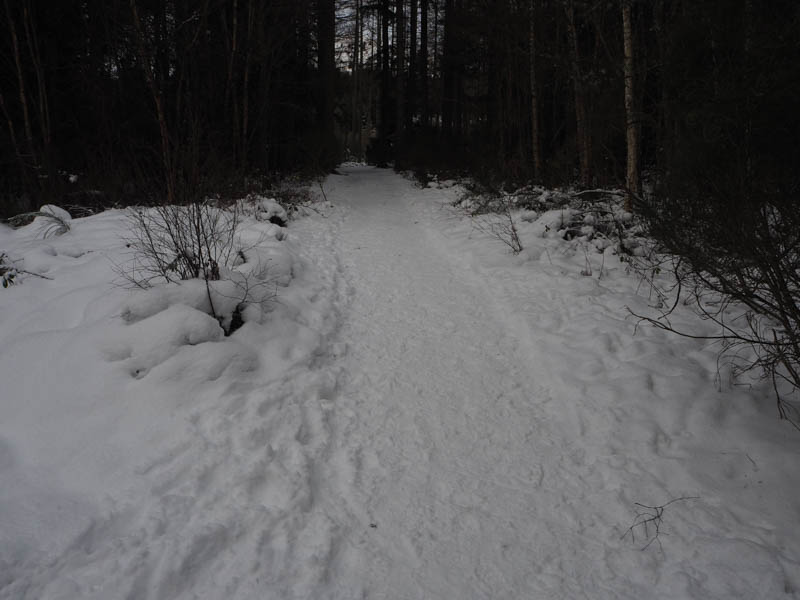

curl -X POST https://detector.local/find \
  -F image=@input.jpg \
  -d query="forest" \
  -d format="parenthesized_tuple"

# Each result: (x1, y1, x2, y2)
(2, 1, 800, 397)
(1, 0, 797, 212)
(2, 2, 800, 596)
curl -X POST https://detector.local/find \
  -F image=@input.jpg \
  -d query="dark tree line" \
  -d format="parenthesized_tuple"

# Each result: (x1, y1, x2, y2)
(340, 0, 798, 200)
(2, 0, 799, 420)
(1, 0, 338, 215)
(333, 0, 800, 419)
(2, 0, 798, 216)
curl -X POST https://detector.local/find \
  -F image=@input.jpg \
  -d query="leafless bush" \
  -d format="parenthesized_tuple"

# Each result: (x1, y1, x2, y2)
(621, 496, 699, 551)
(636, 190, 800, 430)
(124, 201, 238, 287)
(122, 201, 275, 334)
(0, 252, 53, 287)
(0, 253, 17, 287)
(472, 197, 524, 254)
(6, 209, 71, 238)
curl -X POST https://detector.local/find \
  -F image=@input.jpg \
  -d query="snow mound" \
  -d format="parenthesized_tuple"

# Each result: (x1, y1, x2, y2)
(38, 204, 72, 222)
(103, 303, 224, 378)
(234, 243, 296, 288)
(530, 208, 576, 238)
(0, 199, 345, 598)
(251, 195, 288, 226)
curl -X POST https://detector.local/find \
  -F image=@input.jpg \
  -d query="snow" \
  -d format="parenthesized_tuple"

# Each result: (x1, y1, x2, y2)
(248, 195, 289, 226)
(1, 166, 799, 599)
(38, 204, 72, 223)
(20, 204, 73, 239)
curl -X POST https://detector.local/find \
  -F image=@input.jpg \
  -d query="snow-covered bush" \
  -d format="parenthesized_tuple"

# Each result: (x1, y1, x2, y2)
(0, 252, 17, 287)
(472, 197, 524, 254)
(457, 184, 641, 259)
(238, 195, 289, 227)
(638, 193, 800, 429)
(123, 201, 280, 335)
(0, 250, 54, 287)
(7, 205, 72, 238)
(125, 202, 239, 285)
(261, 177, 316, 215)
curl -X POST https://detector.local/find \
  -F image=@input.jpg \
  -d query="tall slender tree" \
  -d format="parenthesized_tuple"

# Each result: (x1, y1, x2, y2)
(380, 0, 391, 141)
(564, 0, 592, 187)
(407, 0, 417, 129)
(441, 0, 455, 137)
(529, 0, 542, 179)
(317, 0, 337, 168)
(420, 0, 429, 127)
(351, 0, 363, 158)
(622, 0, 639, 209)
(395, 0, 406, 143)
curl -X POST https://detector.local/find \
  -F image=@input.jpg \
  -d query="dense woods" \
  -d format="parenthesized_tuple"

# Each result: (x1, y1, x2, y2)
(1, 0, 798, 214)
(1, 0, 331, 214)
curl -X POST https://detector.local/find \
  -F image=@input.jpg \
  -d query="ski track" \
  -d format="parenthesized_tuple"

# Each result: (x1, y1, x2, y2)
(3, 165, 799, 599)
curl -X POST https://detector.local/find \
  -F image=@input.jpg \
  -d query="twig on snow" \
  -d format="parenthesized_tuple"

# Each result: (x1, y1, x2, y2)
(621, 496, 699, 551)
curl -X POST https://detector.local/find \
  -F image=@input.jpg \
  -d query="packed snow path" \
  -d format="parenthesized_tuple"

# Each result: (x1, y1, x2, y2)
(318, 168, 607, 598)
(303, 166, 800, 598)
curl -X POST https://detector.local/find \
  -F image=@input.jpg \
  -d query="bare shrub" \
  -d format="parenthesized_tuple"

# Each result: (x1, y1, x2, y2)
(122, 201, 275, 334)
(472, 197, 524, 254)
(621, 496, 699, 551)
(635, 190, 800, 430)
(7, 207, 71, 238)
(125, 202, 238, 286)
(0, 253, 17, 287)
(0, 252, 53, 287)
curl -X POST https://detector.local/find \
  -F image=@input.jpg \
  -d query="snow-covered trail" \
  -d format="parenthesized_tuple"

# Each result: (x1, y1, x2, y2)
(305, 168, 637, 598)
(315, 167, 582, 598)
(309, 166, 800, 599)
(2, 166, 798, 599)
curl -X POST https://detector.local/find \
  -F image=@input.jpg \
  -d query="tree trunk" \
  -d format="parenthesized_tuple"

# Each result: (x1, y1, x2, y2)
(529, 0, 542, 179)
(396, 0, 406, 143)
(240, 0, 255, 168)
(622, 0, 638, 209)
(407, 0, 417, 129)
(420, 0, 429, 127)
(487, 14, 501, 163)
(0, 91, 30, 206)
(441, 0, 455, 136)
(454, 0, 464, 138)
(130, 0, 176, 205)
(21, 2, 50, 167)
(5, 0, 38, 204)
(226, 0, 239, 164)
(317, 0, 336, 168)
(565, 0, 591, 187)
(352, 0, 362, 158)
(743, 0, 753, 181)
(380, 0, 391, 141)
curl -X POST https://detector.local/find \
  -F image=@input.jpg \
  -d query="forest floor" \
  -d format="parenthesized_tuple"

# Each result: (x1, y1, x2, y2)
(1, 165, 799, 599)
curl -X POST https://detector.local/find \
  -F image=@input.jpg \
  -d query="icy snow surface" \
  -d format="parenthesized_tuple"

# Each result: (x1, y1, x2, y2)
(1, 165, 799, 599)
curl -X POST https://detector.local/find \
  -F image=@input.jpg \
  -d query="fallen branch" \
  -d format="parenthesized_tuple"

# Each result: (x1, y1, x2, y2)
(621, 496, 699, 551)
(572, 189, 625, 198)
(15, 268, 53, 281)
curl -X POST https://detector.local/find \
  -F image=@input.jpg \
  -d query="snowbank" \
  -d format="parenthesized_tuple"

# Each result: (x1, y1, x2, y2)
(402, 173, 800, 598)
(2, 170, 799, 599)
(0, 198, 344, 598)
